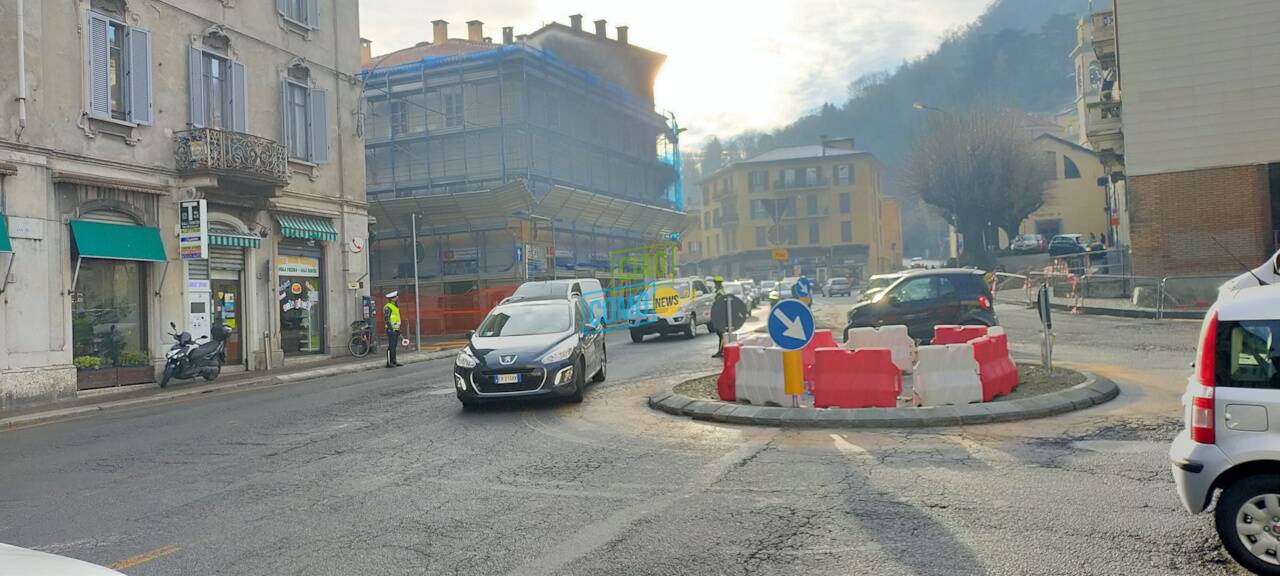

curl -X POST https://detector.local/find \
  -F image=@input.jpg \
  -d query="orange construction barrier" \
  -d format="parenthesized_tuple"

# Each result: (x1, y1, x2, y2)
(932, 324, 989, 345)
(717, 344, 741, 401)
(812, 347, 901, 408)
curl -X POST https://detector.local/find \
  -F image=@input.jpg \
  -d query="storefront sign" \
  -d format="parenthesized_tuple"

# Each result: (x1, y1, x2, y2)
(441, 247, 478, 262)
(179, 199, 208, 260)
(187, 279, 211, 291)
(277, 255, 320, 277)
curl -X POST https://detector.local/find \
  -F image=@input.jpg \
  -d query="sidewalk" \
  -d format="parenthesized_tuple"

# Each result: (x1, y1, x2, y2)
(1, 346, 462, 429)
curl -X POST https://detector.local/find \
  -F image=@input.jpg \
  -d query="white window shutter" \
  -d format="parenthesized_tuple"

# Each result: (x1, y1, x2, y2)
(275, 0, 288, 17)
(86, 13, 111, 119)
(307, 0, 320, 29)
(125, 27, 153, 125)
(281, 81, 290, 152)
(188, 47, 205, 128)
(230, 60, 248, 132)
(308, 88, 330, 164)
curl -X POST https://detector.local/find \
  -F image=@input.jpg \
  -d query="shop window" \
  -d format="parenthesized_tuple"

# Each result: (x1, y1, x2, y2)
(72, 258, 149, 386)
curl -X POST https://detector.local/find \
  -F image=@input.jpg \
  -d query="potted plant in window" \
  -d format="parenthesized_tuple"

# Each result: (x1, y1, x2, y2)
(73, 355, 116, 388)
(115, 351, 154, 386)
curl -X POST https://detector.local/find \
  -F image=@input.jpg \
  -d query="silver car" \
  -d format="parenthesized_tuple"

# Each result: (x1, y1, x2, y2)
(1170, 279, 1280, 575)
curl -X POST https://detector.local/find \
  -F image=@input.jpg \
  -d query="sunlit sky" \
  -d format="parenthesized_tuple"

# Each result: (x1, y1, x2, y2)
(360, 0, 993, 144)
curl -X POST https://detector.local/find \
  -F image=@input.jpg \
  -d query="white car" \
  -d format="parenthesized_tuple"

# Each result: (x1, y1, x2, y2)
(0, 543, 125, 575)
(1170, 250, 1280, 575)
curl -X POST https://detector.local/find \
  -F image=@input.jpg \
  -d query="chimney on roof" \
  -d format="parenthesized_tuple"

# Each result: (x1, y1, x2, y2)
(569, 14, 583, 31)
(360, 38, 372, 67)
(826, 137, 856, 150)
(467, 20, 483, 42)
(502, 26, 514, 44)
(432, 20, 448, 45)
(594, 19, 607, 38)
(616, 25, 628, 44)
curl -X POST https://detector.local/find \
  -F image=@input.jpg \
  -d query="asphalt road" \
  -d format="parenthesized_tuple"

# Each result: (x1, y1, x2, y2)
(0, 300, 1249, 575)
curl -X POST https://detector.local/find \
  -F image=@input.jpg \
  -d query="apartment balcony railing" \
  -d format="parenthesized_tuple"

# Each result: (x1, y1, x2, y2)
(773, 177, 829, 191)
(1086, 100, 1125, 162)
(175, 128, 289, 186)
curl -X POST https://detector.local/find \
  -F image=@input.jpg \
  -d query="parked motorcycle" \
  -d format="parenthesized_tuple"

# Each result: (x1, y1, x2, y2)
(160, 321, 229, 388)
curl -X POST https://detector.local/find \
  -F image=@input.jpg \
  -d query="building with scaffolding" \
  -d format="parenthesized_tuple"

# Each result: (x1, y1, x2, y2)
(360, 17, 683, 336)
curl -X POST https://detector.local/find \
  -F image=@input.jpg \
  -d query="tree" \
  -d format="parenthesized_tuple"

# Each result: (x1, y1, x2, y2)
(901, 103, 1052, 269)
(701, 137, 724, 175)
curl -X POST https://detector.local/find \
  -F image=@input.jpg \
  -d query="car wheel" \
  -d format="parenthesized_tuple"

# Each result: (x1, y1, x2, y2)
(1216, 476, 1280, 575)
(630, 329, 645, 343)
(567, 357, 586, 404)
(593, 346, 607, 382)
(460, 398, 481, 412)
(684, 314, 697, 339)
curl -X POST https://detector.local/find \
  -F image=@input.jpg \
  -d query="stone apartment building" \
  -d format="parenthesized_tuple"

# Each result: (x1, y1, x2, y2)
(1099, 0, 1280, 275)
(0, 0, 368, 410)
(686, 138, 902, 281)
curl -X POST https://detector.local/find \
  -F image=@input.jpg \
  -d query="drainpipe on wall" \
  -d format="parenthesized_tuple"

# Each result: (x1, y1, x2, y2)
(16, 0, 28, 139)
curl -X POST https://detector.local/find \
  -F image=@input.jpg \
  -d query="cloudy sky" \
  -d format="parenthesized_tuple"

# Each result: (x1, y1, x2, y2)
(360, 0, 993, 143)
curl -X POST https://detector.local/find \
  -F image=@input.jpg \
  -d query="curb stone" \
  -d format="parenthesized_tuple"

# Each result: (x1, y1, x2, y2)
(649, 371, 1119, 429)
(1, 349, 461, 429)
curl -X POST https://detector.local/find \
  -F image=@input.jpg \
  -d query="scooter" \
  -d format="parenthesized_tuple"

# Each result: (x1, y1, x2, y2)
(160, 321, 229, 388)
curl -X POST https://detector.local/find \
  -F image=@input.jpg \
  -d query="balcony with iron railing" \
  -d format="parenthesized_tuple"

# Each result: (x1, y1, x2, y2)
(1086, 100, 1124, 162)
(1091, 10, 1116, 67)
(773, 177, 829, 191)
(175, 128, 289, 186)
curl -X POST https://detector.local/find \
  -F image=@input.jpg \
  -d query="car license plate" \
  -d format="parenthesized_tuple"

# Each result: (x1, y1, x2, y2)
(495, 374, 521, 384)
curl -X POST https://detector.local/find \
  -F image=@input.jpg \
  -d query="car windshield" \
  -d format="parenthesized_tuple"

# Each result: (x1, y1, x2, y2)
(760, 281, 776, 289)
(725, 283, 744, 295)
(476, 303, 571, 337)
(510, 282, 567, 300)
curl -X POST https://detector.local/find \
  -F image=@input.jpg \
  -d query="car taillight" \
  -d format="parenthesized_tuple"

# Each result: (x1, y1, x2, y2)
(1190, 312, 1218, 444)
(978, 295, 991, 309)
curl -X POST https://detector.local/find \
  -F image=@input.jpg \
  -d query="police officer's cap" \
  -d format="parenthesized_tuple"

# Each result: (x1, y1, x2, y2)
(386, 291, 398, 299)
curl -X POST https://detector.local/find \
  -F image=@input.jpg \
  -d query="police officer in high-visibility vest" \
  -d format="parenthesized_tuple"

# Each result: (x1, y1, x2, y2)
(383, 291, 403, 368)
(711, 276, 727, 359)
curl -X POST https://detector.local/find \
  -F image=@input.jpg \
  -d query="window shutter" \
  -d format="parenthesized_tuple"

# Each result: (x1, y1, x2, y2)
(86, 13, 111, 119)
(306, 0, 320, 29)
(230, 60, 248, 132)
(281, 81, 290, 150)
(276, 0, 288, 17)
(125, 27, 153, 125)
(188, 47, 206, 128)
(308, 88, 330, 164)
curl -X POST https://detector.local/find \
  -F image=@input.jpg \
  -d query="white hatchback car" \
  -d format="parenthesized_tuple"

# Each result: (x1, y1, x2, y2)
(0, 543, 125, 575)
(1170, 251, 1280, 575)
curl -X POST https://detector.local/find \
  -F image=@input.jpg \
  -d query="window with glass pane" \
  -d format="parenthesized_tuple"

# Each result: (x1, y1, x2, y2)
(203, 53, 233, 129)
(840, 192, 851, 213)
(443, 86, 463, 128)
(804, 167, 818, 185)
(286, 82, 311, 159)
(841, 221, 852, 242)
(1223, 321, 1280, 389)
(807, 195, 818, 215)
(389, 100, 407, 136)
(809, 222, 820, 244)
(836, 164, 853, 184)
(107, 20, 127, 120)
(72, 259, 146, 368)
(783, 169, 796, 187)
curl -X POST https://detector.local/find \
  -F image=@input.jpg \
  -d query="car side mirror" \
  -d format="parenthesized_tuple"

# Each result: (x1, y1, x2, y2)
(464, 329, 475, 339)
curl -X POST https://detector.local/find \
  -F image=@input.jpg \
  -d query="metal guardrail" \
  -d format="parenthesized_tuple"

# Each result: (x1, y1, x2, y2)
(993, 269, 1232, 320)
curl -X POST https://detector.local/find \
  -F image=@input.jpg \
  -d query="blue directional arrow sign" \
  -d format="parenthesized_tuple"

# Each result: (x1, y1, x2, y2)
(768, 299, 815, 351)
(792, 278, 813, 299)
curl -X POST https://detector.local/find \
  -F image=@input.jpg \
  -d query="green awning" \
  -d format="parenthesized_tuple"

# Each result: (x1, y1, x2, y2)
(276, 214, 337, 241)
(0, 214, 11, 253)
(69, 219, 168, 262)
(209, 229, 261, 248)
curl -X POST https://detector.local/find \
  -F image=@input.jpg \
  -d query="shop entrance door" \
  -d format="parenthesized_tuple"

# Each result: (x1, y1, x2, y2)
(211, 277, 243, 365)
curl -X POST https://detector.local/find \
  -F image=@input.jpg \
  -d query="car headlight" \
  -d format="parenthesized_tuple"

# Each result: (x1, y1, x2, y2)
(455, 348, 478, 369)
(540, 340, 576, 364)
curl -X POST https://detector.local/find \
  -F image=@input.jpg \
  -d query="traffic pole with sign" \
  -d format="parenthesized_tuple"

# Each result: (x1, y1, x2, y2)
(767, 299, 815, 407)
(1036, 283, 1053, 371)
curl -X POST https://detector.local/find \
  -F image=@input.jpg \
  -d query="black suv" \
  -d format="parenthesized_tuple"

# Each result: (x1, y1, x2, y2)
(843, 269, 998, 342)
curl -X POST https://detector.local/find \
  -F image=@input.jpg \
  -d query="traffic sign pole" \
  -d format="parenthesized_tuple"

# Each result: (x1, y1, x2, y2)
(782, 350, 804, 401)
(767, 299, 815, 406)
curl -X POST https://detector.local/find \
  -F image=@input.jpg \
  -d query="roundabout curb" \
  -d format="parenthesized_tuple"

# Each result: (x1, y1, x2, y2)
(647, 371, 1119, 429)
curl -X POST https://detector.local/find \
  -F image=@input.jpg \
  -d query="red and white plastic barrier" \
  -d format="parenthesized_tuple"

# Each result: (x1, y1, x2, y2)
(801, 329, 840, 385)
(812, 347, 901, 408)
(844, 325, 913, 373)
(717, 343, 741, 401)
(734, 346, 788, 406)
(932, 324, 989, 345)
(912, 344, 982, 406)
(989, 332, 1019, 395)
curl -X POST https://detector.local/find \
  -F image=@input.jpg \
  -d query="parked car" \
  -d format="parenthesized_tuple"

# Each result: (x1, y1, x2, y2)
(773, 277, 813, 306)
(504, 279, 605, 324)
(739, 279, 759, 306)
(910, 257, 927, 269)
(0, 543, 126, 575)
(628, 277, 715, 342)
(844, 269, 998, 342)
(1011, 233, 1047, 254)
(1169, 281, 1280, 575)
(1047, 234, 1088, 257)
(454, 298, 605, 410)
(823, 277, 853, 297)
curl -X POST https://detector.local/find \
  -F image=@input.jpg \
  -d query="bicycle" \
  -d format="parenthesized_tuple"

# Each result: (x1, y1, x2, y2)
(348, 320, 379, 357)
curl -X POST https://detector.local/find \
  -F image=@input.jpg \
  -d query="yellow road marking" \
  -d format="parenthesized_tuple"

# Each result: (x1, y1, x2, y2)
(107, 544, 180, 571)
